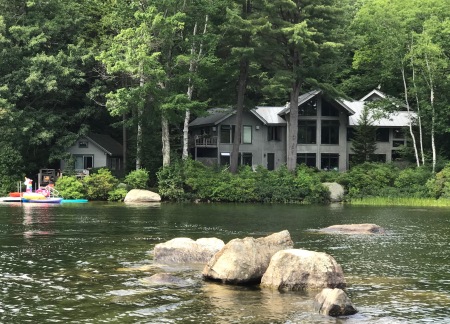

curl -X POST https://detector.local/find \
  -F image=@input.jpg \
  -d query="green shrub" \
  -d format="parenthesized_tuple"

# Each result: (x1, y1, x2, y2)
(83, 168, 119, 201)
(338, 162, 398, 199)
(108, 188, 128, 202)
(156, 160, 187, 201)
(426, 164, 450, 199)
(0, 144, 24, 196)
(394, 167, 432, 197)
(124, 169, 150, 189)
(55, 176, 85, 199)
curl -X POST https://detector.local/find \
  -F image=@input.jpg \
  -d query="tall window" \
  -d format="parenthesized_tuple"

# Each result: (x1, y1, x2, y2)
(220, 125, 235, 144)
(321, 153, 339, 171)
(242, 153, 252, 166)
(347, 127, 355, 141)
(298, 120, 317, 144)
(299, 99, 317, 116)
(268, 126, 281, 141)
(243, 125, 252, 144)
(321, 120, 340, 144)
(297, 153, 316, 167)
(321, 100, 339, 116)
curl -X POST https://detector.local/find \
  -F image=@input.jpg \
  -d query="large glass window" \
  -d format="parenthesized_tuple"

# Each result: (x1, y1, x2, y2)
(298, 120, 317, 144)
(268, 126, 281, 141)
(321, 153, 339, 171)
(220, 125, 235, 144)
(297, 153, 316, 168)
(376, 128, 389, 142)
(321, 100, 339, 116)
(347, 127, 355, 141)
(242, 153, 252, 166)
(74, 155, 93, 170)
(243, 125, 252, 144)
(393, 128, 404, 139)
(220, 152, 230, 165)
(321, 120, 340, 144)
(299, 99, 317, 116)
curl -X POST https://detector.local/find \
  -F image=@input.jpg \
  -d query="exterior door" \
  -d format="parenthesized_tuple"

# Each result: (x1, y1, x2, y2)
(267, 153, 275, 171)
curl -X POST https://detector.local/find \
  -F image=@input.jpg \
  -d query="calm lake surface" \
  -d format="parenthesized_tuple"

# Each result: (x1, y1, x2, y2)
(0, 202, 449, 323)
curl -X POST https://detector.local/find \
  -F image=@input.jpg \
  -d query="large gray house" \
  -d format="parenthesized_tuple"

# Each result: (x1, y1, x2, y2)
(189, 89, 413, 171)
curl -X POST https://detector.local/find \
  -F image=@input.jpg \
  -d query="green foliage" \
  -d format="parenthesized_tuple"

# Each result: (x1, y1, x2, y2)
(108, 188, 128, 202)
(157, 159, 329, 203)
(351, 107, 377, 165)
(83, 168, 119, 201)
(426, 164, 450, 199)
(124, 169, 149, 189)
(55, 176, 85, 199)
(338, 162, 399, 198)
(0, 143, 23, 195)
(394, 167, 432, 197)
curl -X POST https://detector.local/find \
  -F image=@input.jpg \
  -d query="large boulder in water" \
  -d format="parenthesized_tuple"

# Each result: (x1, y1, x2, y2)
(314, 288, 358, 316)
(124, 189, 161, 203)
(202, 230, 293, 284)
(260, 249, 346, 290)
(154, 237, 225, 264)
(319, 224, 385, 235)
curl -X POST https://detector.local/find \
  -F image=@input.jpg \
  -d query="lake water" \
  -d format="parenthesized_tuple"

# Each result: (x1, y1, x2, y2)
(0, 202, 449, 323)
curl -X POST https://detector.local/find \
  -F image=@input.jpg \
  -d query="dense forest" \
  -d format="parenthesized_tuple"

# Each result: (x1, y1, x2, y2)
(1, 0, 449, 192)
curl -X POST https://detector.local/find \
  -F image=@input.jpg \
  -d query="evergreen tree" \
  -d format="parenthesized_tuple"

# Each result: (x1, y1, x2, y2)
(351, 106, 377, 165)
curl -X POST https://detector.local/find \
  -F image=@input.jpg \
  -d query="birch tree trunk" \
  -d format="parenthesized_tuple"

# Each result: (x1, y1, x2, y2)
(401, 65, 420, 167)
(136, 63, 144, 170)
(161, 114, 170, 167)
(425, 53, 436, 173)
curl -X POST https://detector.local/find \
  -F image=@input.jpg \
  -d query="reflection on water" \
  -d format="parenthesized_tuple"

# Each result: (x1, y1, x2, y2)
(0, 203, 449, 323)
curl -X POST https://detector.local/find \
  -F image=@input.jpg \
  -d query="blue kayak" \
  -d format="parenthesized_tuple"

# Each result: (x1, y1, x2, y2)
(61, 199, 89, 203)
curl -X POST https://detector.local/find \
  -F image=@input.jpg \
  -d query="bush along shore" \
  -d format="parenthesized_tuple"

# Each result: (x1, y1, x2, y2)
(53, 160, 450, 206)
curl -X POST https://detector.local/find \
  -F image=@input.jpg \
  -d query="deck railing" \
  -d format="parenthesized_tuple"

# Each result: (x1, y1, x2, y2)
(193, 135, 218, 147)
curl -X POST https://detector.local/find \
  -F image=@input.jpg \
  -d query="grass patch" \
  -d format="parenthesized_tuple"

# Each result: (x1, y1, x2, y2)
(348, 197, 450, 207)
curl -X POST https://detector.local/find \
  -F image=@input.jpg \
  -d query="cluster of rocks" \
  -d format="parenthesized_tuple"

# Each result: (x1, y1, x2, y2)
(150, 225, 383, 317)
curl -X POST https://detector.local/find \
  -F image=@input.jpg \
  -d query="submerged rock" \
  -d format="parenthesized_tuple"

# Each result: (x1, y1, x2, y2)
(154, 237, 225, 264)
(319, 224, 385, 235)
(260, 249, 346, 291)
(124, 189, 161, 203)
(202, 230, 294, 284)
(140, 273, 192, 287)
(314, 288, 358, 316)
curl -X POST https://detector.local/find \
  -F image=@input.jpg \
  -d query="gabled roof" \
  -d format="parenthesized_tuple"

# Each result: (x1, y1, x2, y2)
(278, 89, 355, 116)
(344, 100, 415, 127)
(86, 133, 123, 156)
(188, 108, 234, 127)
(360, 89, 387, 101)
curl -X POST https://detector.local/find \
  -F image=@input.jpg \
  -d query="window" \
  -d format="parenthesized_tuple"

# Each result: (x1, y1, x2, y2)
(393, 128, 404, 139)
(321, 153, 339, 171)
(299, 99, 317, 116)
(243, 125, 252, 144)
(74, 155, 93, 170)
(298, 120, 317, 144)
(268, 126, 281, 141)
(347, 128, 355, 141)
(242, 153, 252, 166)
(220, 152, 230, 165)
(393, 140, 405, 147)
(322, 100, 339, 116)
(376, 128, 389, 142)
(321, 120, 340, 144)
(297, 153, 316, 168)
(220, 125, 235, 144)
(392, 150, 402, 161)
(78, 141, 88, 148)
(109, 157, 121, 170)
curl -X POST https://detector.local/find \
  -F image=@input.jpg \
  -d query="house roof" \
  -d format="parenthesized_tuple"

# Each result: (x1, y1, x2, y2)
(278, 89, 355, 116)
(251, 106, 287, 125)
(86, 133, 123, 156)
(344, 100, 415, 127)
(188, 108, 234, 127)
(360, 89, 386, 101)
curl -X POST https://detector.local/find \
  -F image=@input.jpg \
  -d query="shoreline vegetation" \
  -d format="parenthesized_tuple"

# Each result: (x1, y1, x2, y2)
(23, 160, 450, 207)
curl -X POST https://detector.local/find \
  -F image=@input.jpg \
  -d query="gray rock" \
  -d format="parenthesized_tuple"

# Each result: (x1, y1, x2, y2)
(202, 230, 294, 284)
(140, 273, 191, 287)
(314, 288, 358, 316)
(319, 224, 385, 234)
(322, 182, 345, 202)
(261, 249, 346, 290)
(154, 237, 225, 264)
(124, 189, 161, 203)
